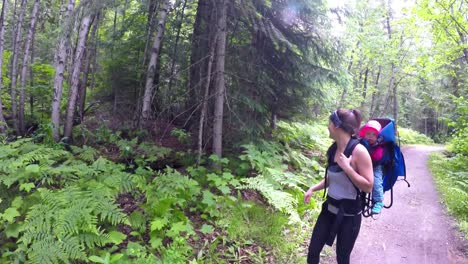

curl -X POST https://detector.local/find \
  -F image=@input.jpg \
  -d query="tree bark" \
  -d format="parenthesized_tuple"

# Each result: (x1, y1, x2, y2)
(0, 0, 8, 132)
(63, 14, 93, 139)
(339, 42, 359, 107)
(382, 67, 395, 118)
(197, 24, 217, 165)
(359, 66, 369, 114)
(78, 13, 99, 121)
(10, 0, 27, 134)
(187, 0, 212, 118)
(133, 0, 158, 124)
(370, 66, 381, 117)
(18, 0, 39, 135)
(167, 0, 188, 93)
(140, 0, 171, 128)
(212, 0, 227, 158)
(111, 1, 118, 114)
(381, 0, 396, 120)
(51, 0, 75, 141)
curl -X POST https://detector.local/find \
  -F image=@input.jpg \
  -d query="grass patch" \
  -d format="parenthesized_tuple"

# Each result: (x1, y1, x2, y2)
(429, 153, 468, 239)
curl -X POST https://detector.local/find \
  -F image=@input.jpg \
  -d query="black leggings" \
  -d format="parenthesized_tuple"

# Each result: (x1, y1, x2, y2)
(307, 203, 362, 264)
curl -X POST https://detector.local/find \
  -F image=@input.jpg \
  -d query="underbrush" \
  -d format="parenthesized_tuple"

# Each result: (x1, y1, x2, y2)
(0, 120, 330, 263)
(398, 127, 434, 145)
(429, 153, 468, 239)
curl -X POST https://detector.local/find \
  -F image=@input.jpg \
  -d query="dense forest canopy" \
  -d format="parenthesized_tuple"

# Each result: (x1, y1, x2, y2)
(0, 0, 465, 153)
(0, 0, 466, 263)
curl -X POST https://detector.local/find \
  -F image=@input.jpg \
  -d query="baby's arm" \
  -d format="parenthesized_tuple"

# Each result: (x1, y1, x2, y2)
(371, 146, 384, 161)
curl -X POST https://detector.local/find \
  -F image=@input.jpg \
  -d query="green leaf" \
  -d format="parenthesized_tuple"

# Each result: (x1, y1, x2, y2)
(89, 256, 106, 263)
(2, 208, 20, 222)
(202, 191, 216, 207)
(200, 224, 214, 234)
(167, 221, 186, 237)
(11, 197, 23, 208)
(20, 182, 35, 193)
(218, 185, 231, 195)
(150, 218, 168, 231)
(25, 164, 40, 175)
(110, 253, 123, 263)
(150, 237, 163, 249)
(5, 223, 21, 238)
(107, 231, 127, 245)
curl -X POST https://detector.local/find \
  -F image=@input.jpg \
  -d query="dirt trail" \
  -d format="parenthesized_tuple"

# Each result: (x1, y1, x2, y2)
(347, 145, 468, 264)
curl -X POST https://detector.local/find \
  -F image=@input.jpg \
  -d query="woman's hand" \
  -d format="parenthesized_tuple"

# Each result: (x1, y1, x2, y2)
(336, 153, 353, 172)
(304, 188, 314, 204)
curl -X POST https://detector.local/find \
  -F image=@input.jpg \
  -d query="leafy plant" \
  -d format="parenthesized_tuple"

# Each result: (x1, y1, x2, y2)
(398, 127, 434, 145)
(429, 153, 468, 238)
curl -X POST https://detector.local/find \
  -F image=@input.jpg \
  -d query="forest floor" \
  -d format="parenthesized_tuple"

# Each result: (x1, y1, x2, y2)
(320, 145, 468, 264)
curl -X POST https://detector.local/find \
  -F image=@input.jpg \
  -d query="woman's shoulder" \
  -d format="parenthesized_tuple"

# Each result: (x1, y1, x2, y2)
(353, 143, 372, 159)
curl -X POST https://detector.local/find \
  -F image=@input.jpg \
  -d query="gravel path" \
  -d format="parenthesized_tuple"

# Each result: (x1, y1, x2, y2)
(321, 145, 468, 264)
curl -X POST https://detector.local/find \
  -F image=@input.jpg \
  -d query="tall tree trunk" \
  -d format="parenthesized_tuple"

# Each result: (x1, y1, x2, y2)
(111, 1, 118, 114)
(10, 0, 27, 134)
(141, 0, 157, 70)
(63, 14, 93, 139)
(0, 0, 8, 132)
(381, 1, 396, 119)
(29, 31, 34, 118)
(133, 0, 158, 125)
(167, 0, 188, 93)
(339, 42, 360, 107)
(18, 0, 39, 135)
(51, 0, 75, 141)
(197, 24, 217, 165)
(370, 66, 381, 117)
(392, 67, 399, 123)
(382, 68, 395, 117)
(140, 0, 171, 128)
(187, 0, 212, 119)
(78, 13, 99, 121)
(212, 0, 227, 158)
(359, 66, 369, 114)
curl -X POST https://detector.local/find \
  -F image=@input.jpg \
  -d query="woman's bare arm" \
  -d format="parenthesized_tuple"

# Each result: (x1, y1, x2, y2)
(304, 178, 328, 204)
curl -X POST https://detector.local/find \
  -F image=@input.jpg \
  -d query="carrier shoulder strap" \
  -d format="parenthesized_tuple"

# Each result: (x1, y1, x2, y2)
(328, 138, 360, 163)
(323, 137, 361, 198)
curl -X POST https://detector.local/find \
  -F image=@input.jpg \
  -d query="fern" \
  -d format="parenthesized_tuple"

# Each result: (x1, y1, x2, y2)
(238, 143, 310, 223)
(78, 230, 108, 248)
(71, 145, 99, 163)
(239, 176, 300, 223)
(27, 235, 86, 264)
(17, 187, 126, 263)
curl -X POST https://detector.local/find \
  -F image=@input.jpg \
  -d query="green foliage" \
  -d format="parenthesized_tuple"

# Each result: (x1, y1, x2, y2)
(238, 141, 301, 223)
(218, 201, 287, 250)
(18, 187, 126, 263)
(447, 96, 468, 155)
(0, 117, 332, 263)
(0, 140, 131, 263)
(237, 122, 329, 223)
(170, 128, 191, 145)
(274, 121, 332, 152)
(398, 127, 435, 145)
(429, 153, 468, 238)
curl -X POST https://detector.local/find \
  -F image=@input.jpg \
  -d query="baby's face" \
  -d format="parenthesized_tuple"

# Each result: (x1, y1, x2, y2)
(364, 131, 378, 144)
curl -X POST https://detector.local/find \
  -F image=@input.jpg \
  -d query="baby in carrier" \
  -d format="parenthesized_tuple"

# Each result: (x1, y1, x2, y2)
(359, 120, 384, 214)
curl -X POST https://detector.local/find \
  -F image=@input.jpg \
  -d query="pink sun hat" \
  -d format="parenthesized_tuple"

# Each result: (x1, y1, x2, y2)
(359, 120, 382, 137)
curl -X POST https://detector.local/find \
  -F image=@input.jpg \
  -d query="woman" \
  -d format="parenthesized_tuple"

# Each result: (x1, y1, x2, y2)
(304, 108, 374, 264)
